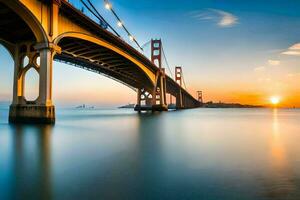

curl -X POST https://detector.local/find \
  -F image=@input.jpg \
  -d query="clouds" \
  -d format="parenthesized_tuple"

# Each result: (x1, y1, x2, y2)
(216, 10, 238, 27)
(254, 59, 281, 73)
(282, 51, 300, 56)
(191, 9, 238, 28)
(254, 66, 265, 72)
(287, 73, 300, 78)
(268, 60, 280, 66)
(282, 43, 300, 56)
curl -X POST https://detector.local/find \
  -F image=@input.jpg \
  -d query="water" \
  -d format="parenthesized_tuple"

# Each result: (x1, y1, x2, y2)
(1, 107, 300, 200)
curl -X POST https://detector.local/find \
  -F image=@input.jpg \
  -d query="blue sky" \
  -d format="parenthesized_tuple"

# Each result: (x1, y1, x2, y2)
(1, 0, 300, 107)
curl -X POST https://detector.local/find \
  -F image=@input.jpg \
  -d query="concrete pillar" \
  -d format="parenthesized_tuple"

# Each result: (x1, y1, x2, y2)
(159, 75, 166, 106)
(176, 89, 183, 109)
(145, 97, 152, 106)
(37, 47, 53, 106)
(9, 43, 60, 124)
(135, 71, 168, 112)
(152, 71, 167, 111)
(134, 88, 155, 111)
(134, 88, 142, 111)
(12, 44, 23, 105)
(136, 88, 141, 106)
(151, 87, 157, 106)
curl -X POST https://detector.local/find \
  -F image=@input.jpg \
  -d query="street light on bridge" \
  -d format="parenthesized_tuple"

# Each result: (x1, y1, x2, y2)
(105, 2, 111, 10)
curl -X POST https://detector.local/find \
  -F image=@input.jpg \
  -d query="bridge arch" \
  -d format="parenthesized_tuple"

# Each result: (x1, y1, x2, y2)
(53, 32, 156, 88)
(0, 0, 48, 46)
(0, 44, 14, 102)
(0, 40, 15, 60)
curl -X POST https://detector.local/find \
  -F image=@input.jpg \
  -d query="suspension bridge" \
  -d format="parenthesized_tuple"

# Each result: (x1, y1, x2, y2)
(0, 0, 203, 124)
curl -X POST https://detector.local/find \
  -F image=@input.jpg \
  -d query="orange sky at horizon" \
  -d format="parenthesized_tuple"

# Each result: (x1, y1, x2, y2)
(0, 53, 299, 108)
(188, 69, 300, 107)
(51, 62, 300, 108)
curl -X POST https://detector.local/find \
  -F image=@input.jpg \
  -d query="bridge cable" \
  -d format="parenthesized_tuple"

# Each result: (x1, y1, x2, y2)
(161, 45, 173, 78)
(86, 0, 109, 28)
(141, 40, 151, 50)
(103, 0, 143, 51)
(181, 72, 188, 90)
(140, 40, 151, 57)
(79, 0, 121, 37)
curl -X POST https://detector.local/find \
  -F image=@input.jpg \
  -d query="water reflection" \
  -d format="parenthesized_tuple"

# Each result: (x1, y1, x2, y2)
(83, 113, 166, 200)
(1, 108, 300, 200)
(10, 125, 53, 200)
(271, 109, 285, 167)
(263, 109, 297, 199)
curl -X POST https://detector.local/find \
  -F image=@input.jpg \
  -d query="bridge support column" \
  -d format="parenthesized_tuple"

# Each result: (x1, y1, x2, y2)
(9, 42, 60, 124)
(176, 89, 184, 109)
(135, 88, 142, 111)
(134, 88, 154, 111)
(134, 71, 168, 112)
(152, 70, 168, 111)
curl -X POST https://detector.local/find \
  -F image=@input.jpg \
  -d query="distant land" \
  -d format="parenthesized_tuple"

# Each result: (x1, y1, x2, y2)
(118, 102, 264, 109)
(203, 101, 264, 108)
(118, 103, 135, 108)
(203, 101, 299, 109)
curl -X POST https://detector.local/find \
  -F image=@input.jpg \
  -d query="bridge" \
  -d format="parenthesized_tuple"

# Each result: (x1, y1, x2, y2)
(0, 0, 202, 124)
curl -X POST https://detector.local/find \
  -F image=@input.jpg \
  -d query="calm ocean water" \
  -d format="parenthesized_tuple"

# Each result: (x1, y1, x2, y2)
(1, 107, 300, 200)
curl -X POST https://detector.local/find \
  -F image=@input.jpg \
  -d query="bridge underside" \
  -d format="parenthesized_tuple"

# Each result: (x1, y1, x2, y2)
(55, 37, 154, 92)
(0, 2, 36, 48)
(166, 78, 201, 109)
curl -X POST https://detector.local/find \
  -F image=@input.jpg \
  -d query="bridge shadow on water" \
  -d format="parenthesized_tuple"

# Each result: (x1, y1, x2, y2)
(2, 111, 175, 200)
(5, 124, 53, 200)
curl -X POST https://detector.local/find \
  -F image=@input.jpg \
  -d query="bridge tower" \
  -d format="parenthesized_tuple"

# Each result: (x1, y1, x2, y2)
(136, 39, 167, 111)
(175, 66, 183, 109)
(197, 91, 203, 104)
(151, 39, 162, 68)
(151, 39, 167, 111)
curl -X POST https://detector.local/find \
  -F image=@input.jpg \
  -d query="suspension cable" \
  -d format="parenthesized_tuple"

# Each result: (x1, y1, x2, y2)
(161, 45, 173, 78)
(86, 0, 108, 28)
(182, 72, 188, 90)
(103, 0, 143, 51)
(141, 40, 151, 50)
(79, 0, 121, 37)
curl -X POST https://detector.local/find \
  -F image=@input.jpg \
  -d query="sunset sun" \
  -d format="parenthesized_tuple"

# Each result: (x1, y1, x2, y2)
(270, 96, 281, 105)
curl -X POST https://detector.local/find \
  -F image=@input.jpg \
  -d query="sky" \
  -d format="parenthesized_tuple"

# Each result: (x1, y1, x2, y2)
(1, 0, 300, 107)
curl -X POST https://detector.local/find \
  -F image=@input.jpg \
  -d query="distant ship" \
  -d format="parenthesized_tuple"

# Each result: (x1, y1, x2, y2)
(118, 103, 135, 109)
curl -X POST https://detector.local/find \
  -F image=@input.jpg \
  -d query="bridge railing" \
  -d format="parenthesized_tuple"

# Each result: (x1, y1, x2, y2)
(65, 0, 143, 52)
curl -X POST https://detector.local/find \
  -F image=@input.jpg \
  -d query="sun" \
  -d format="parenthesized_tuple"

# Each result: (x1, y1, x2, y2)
(270, 96, 280, 105)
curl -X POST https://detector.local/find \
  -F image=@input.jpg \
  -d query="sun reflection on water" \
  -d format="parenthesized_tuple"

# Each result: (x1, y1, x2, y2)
(264, 109, 296, 199)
